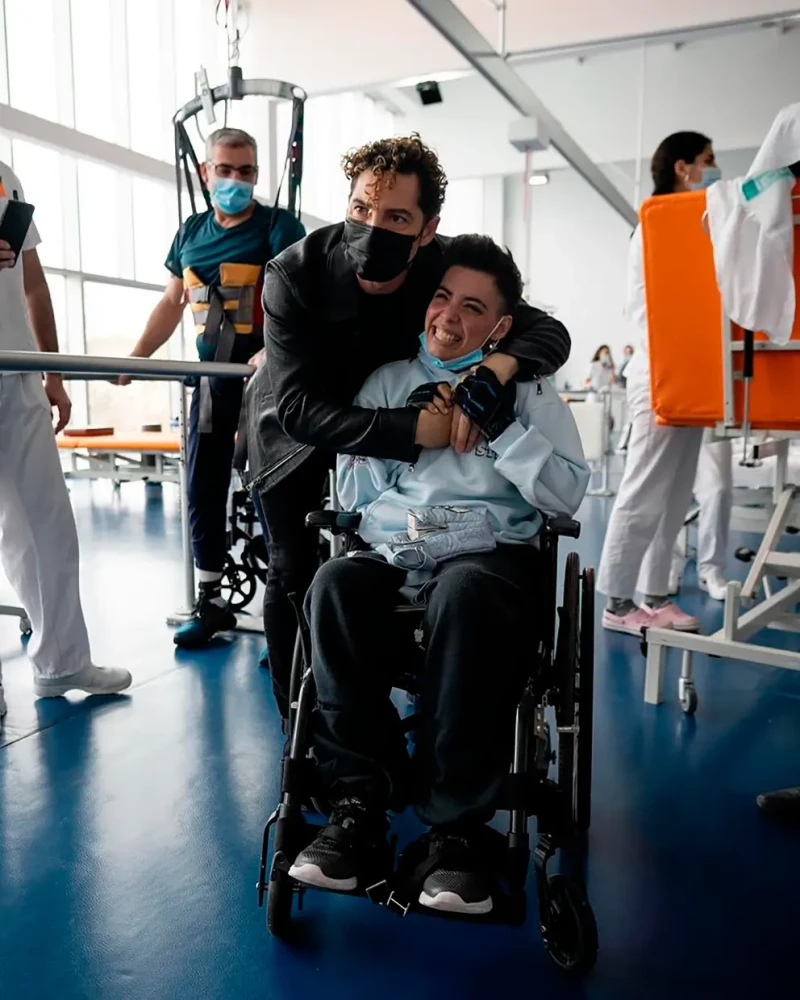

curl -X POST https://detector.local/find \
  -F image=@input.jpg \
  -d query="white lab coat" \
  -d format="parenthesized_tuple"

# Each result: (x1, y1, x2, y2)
(706, 102, 799, 345)
(0, 164, 93, 681)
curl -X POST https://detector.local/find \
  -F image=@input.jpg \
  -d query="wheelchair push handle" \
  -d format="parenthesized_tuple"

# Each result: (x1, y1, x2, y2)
(305, 510, 363, 535)
(543, 515, 581, 540)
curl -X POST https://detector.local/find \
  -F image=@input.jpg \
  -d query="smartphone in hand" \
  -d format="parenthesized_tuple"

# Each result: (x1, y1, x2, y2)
(0, 200, 35, 265)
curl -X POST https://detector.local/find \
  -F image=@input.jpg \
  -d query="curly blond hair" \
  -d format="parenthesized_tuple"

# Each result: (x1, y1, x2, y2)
(341, 134, 448, 218)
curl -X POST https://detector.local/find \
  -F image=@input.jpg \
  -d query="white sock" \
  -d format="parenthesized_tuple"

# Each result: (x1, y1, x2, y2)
(197, 569, 223, 584)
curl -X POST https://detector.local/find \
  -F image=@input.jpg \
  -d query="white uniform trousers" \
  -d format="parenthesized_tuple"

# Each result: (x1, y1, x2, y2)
(598, 405, 704, 599)
(694, 436, 733, 576)
(638, 434, 733, 592)
(0, 374, 92, 679)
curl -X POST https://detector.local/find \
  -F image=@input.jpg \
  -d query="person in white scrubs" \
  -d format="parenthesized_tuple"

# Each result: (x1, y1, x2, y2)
(598, 132, 730, 635)
(0, 162, 131, 720)
(661, 432, 733, 600)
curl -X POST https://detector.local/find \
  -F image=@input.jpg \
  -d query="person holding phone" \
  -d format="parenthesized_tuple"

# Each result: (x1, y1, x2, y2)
(0, 161, 131, 720)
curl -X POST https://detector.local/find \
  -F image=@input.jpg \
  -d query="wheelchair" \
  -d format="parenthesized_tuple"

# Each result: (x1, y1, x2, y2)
(256, 510, 598, 977)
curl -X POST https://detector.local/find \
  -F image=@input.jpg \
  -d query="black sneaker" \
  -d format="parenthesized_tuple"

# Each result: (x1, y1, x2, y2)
(418, 831, 494, 916)
(173, 592, 237, 648)
(288, 798, 388, 892)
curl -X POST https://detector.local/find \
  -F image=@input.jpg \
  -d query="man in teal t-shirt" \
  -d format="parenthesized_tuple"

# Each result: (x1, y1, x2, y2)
(118, 127, 305, 647)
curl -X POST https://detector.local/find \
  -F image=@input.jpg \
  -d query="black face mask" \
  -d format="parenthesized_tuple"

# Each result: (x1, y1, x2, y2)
(341, 219, 420, 283)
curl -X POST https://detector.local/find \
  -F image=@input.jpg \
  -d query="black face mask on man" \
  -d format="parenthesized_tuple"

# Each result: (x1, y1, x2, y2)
(341, 219, 421, 283)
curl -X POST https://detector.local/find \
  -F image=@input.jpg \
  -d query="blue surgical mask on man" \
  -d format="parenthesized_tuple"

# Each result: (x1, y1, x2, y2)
(690, 166, 722, 191)
(418, 318, 505, 372)
(211, 177, 254, 215)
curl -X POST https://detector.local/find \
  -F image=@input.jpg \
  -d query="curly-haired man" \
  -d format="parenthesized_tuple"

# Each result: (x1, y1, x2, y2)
(246, 134, 572, 721)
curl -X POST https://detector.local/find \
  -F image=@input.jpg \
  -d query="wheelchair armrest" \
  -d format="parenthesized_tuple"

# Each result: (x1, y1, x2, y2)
(305, 510, 363, 535)
(543, 515, 581, 540)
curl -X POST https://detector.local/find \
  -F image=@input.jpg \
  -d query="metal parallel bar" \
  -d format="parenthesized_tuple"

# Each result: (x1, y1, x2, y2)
(0, 351, 252, 380)
(406, 0, 637, 228)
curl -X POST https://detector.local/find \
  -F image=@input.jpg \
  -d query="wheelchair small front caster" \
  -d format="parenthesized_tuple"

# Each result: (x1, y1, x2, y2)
(540, 874, 598, 977)
(19, 616, 32, 637)
(680, 682, 698, 715)
(266, 867, 294, 937)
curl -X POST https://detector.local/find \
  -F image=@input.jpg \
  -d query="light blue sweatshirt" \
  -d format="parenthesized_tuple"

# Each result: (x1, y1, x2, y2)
(338, 348, 590, 548)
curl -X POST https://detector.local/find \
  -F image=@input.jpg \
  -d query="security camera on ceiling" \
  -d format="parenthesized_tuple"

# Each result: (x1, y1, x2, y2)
(415, 81, 443, 106)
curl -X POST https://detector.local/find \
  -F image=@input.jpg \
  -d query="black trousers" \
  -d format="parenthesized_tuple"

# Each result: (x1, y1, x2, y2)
(186, 375, 245, 574)
(306, 545, 542, 828)
(256, 450, 332, 718)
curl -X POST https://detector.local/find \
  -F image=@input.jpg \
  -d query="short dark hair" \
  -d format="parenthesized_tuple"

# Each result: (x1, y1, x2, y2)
(442, 234, 523, 313)
(651, 131, 712, 196)
(341, 134, 448, 219)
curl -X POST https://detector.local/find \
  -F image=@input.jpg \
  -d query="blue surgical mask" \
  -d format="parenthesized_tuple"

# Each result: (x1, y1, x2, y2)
(418, 318, 504, 372)
(690, 166, 722, 191)
(211, 177, 254, 215)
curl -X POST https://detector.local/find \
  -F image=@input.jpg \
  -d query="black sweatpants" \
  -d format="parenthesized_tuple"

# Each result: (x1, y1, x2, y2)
(187, 374, 245, 574)
(306, 545, 542, 828)
(256, 450, 332, 718)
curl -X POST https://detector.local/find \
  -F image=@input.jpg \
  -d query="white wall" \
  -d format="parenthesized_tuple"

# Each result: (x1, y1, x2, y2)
(390, 25, 800, 180)
(503, 149, 756, 389)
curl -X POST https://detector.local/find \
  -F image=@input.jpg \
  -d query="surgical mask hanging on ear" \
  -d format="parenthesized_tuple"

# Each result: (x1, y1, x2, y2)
(690, 166, 722, 191)
(419, 318, 505, 372)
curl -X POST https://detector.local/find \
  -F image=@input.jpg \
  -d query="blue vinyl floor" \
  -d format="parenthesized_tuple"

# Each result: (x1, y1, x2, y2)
(1, 479, 800, 1000)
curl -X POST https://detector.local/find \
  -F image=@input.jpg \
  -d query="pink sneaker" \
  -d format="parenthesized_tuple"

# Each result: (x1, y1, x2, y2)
(602, 606, 668, 636)
(643, 601, 700, 633)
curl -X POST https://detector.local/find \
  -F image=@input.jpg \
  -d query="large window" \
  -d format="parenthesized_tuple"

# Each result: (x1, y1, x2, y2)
(84, 283, 172, 432)
(278, 93, 397, 223)
(11, 140, 68, 270)
(5, 0, 60, 123)
(71, 0, 120, 145)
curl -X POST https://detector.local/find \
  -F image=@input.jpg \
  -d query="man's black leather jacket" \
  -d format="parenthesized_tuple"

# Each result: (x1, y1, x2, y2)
(245, 223, 570, 492)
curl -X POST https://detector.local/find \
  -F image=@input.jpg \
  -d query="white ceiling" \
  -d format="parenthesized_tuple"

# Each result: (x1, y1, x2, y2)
(452, 0, 796, 54)
(240, 0, 798, 94)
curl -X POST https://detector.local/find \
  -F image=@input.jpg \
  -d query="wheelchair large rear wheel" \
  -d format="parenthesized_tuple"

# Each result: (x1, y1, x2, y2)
(576, 567, 595, 832)
(556, 553, 580, 824)
(220, 554, 258, 612)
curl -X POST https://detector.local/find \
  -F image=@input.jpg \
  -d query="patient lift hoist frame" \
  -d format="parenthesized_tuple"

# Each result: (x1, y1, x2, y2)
(643, 189, 800, 714)
(166, 67, 306, 632)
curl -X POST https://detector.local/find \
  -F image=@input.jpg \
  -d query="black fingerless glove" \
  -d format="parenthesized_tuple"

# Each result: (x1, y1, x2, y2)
(453, 365, 517, 442)
(406, 382, 448, 410)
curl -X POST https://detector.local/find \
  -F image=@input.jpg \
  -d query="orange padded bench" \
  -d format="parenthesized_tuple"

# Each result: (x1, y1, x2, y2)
(58, 431, 180, 452)
(57, 431, 181, 485)
(640, 181, 800, 431)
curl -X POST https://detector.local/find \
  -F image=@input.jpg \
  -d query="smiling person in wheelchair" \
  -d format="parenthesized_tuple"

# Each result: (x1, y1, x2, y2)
(288, 235, 590, 916)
